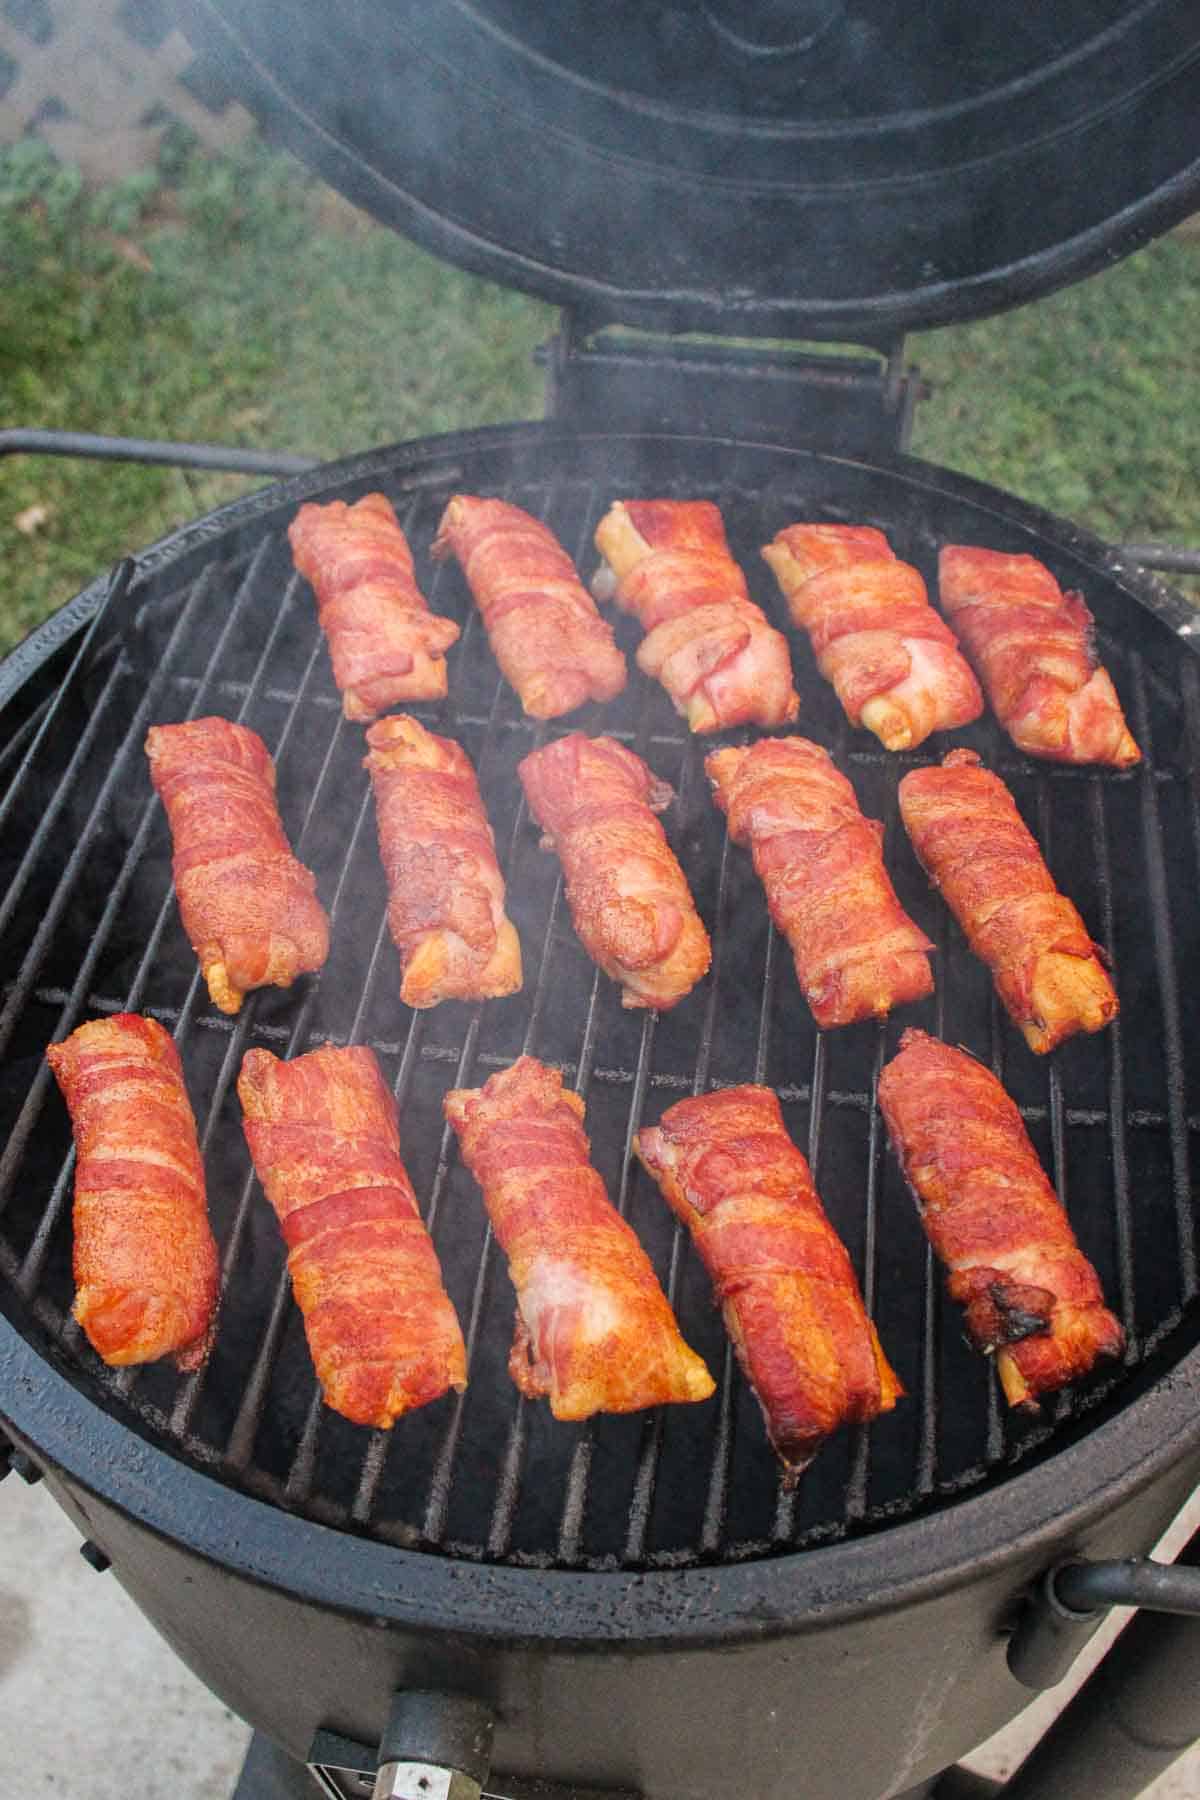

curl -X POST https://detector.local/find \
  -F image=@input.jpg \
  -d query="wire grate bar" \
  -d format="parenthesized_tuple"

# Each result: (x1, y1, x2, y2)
(162, 542, 378, 1440)
(845, 1022, 890, 1522)
(914, 906, 955, 1499)
(625, 796, 735, 1568)
(1131, 655, 1195, 1298)
(0, 691, 52, 785)
(482, 860, 573, 1558)
(0, 562, 232, 1217)
(477, 526, 637, 1557)
(552, 671, 664, 1564)
(220, 778, 382, 1467)
(84, 549, 330, 1423)
(1086, 777, 1137, 1341)
(982, 987, 1006, 1466)
(700, 920, 779, 1555)
(0, 558, 134, 841)
(170, 651, 366, 1441)
(7, 539, 291, 1270)
(413, 556, 563, 1542)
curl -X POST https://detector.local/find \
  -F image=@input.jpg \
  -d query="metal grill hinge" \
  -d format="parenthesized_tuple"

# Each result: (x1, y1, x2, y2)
(540, 311, 926, 452)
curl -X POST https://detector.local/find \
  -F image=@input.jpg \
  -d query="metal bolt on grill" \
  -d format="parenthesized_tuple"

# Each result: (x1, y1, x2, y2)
(2, 432, 1198, 1578)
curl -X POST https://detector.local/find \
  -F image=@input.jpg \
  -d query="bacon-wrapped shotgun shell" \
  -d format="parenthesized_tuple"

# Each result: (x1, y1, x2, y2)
(364, 713, 522, 1008)
(145, 717, 330, 1015)
(635, 1085, 901, 1480)
(592, 499, 800, 733)
(762, 523, 982, 750)
(878, 1029, 1125, 1407)
(45, 1014, 218, 1369)
(431, 495, 626, 718)
(899, 749, 1118, 1054)
(517, 733, 711, 1010)
(938, 545, 1140, 767)
(706, 736, 934, 1028)
(287, 493, 460, 719)
(238, 1043, 467, 1428)
(443, 1056, 714, 1419)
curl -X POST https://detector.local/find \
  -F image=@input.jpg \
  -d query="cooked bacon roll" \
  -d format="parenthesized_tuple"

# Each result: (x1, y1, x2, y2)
(364, 714, 522, 1009)
(635, 1085, 901, 1479)
(762, 522, 982, 750)
(899, 749, 1117, 1054)
(443, 1057, 714, 1419)
(431, 495, 626, 718)
(592, 499, 799, 733)
(517, 733, 711, 1010)
(239, 1044, 467, 1428)
(878, 1030, 1124, 1407)
(938, 545, 1140, 766)
(145, 717, 330, 1015)
(706, 736, 933, 1028)
(46, 1014, 218, 1369)
(288, 493, 460, 719)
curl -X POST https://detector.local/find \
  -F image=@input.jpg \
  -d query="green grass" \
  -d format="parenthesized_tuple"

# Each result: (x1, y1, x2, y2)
(912, 244, 1200, 548)
(2, 133, 1198, 656)
(0, 137, 553, 651)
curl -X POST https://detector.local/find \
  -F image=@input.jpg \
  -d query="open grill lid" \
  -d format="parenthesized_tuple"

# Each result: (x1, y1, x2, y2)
(179, 0, 1200, 340)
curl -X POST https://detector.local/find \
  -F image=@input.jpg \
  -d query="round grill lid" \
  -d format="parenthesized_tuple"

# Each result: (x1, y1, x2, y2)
(183, 0, 1200, 339)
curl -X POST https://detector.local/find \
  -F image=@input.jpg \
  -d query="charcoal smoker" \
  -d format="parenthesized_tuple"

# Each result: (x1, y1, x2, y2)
(4, 5, 1200, 1798)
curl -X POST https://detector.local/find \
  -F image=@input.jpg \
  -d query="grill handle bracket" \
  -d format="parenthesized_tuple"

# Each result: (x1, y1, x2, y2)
(539, 311, 926, 452)
(1007, 1548, 1200, 1690)
(373, 1692, 495, 1800)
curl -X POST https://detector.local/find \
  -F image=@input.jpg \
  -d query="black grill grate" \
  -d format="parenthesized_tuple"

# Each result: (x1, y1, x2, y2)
(1, 431, 1198, 1571)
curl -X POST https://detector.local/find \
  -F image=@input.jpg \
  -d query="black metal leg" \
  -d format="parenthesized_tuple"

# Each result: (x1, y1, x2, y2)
(233, 1733, 326, 1800)
(892, 1772, 1002, 1800)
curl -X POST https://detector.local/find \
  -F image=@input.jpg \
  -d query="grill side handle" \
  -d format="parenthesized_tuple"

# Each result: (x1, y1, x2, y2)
(984, 1528, 1200, 1800)
(1007, 1537, 1200, 1690)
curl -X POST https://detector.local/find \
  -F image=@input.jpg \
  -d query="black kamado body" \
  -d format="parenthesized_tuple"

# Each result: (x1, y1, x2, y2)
(4, 4, 1200, 1798)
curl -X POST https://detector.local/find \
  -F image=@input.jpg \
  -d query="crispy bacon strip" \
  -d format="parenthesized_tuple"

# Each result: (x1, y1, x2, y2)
(592, 499, 799, 733)
(443, 1057, 714, 1419)
(146, 717, 330, 1015)
(938, 545, 1140, 766)
(239, 1044, 467, 1428)
(431, 495, 626, 718)
(364, 714, 522, 1009)
(288, 493, 460, 719)
(900, 749, 1117, 1054)
(762, 522, 982, 750)
(878, 1029, 1124, 1406)
(517, 733, 711, 1010)
(636, 1085, 901, 1479)
(706, 736, 933, 1028)
(46, 1014, 218, 1369)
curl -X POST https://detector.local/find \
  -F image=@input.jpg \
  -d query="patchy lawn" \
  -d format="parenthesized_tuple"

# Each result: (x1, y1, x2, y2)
(2, 134, 1198, 653)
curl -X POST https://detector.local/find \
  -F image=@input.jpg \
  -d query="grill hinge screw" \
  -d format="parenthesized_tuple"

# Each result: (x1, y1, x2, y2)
(373, 1763, 480, 1800)
(79, 1539, 112, 1573)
